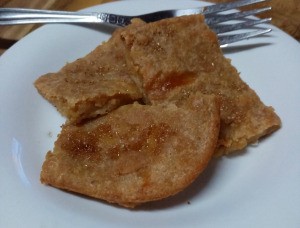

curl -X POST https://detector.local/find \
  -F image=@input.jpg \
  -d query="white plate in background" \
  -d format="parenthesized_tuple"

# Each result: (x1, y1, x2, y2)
(1, 0, 300, 227)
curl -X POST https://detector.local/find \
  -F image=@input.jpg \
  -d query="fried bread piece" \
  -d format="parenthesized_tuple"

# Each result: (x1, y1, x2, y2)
(34, 26, 143, 123)
(40, 93, 220, 207)
(121, 14, 281, 155)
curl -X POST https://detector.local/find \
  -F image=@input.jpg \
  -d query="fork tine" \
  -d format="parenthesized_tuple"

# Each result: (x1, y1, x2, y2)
(205, 7, 271, 25)
(201, 0, 270, 15)
(211, 18, 271, 34)
(218, 28, 271, 46)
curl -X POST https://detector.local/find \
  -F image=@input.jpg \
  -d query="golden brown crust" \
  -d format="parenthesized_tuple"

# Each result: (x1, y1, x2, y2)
(41, 93, 220, 207)
(39, 14, 281, 208)
(34, 27, 143, 123)
(121, 15, 281, 155)
(121, 15, 220, 103)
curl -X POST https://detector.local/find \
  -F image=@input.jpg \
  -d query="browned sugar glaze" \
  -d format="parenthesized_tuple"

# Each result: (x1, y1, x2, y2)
(40, 14, 281, 208)
(41, 93, 220, 207)
(121, 15, 281, 155)
(34, 26, 143, 123)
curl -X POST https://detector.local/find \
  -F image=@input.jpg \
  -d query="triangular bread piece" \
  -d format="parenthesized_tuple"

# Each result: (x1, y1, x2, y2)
(121, 14, 281, 155)
(40, 93, 220, 207)
(34, 26, 143, 123)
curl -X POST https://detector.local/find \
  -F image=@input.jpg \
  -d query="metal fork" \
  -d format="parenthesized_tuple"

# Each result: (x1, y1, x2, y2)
(0, 0, 271, 46)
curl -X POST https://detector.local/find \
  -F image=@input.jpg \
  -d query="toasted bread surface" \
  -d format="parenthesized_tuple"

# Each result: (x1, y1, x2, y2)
(121, 15, 281, 155)
(34, 27, 143, 123)
(41, 93, 220, 207)
(39, 14, 282, 208)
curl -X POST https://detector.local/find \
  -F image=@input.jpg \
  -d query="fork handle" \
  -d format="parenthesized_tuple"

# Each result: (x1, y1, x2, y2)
(0, 8, 131, 26)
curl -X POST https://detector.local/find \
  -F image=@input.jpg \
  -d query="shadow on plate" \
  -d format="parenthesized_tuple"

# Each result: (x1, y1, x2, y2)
(49, 147, 251, 211)
(135, 157, 223, 211)
(52, 156, 223, 211)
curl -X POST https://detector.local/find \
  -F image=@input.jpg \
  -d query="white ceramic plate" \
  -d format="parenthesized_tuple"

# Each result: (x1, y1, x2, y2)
(1, 0, 300, 227)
